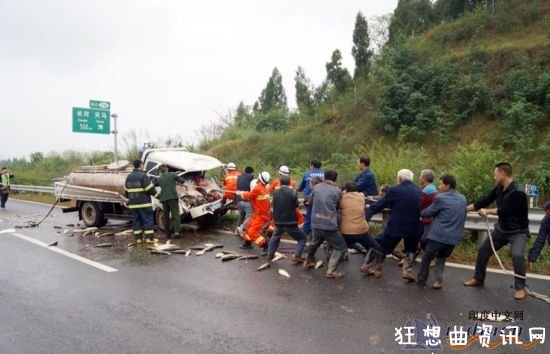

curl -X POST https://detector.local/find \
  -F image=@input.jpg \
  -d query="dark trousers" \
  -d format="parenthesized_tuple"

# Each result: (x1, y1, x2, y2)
(0, 192, 8, 208)
(307, 228, 347, 273)
(301, 205, 313, 236)
(162, 199, 180, 236)
(130, 207, 155, 240)
(417, 240, 455, 284)
(268, 225, 306, 258)
(474, 228, 528, 290)
(343, 233, 383, 253)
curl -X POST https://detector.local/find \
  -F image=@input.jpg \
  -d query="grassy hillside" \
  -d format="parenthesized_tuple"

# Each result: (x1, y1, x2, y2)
(200, 1, 550, 203)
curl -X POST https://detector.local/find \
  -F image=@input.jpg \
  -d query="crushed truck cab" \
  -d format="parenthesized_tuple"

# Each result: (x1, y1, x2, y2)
(55, 148, 229, 228)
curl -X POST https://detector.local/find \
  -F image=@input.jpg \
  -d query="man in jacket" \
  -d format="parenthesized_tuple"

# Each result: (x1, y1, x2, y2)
(419, 169, 437, 249)
(156, 164, 185, 239)
(366, 169, 422, 281)
(528, 201, 550, 270)
(417, 175, 467, 289)
(354, 156, 378, 198)
(304, 170, 348, 278)
(267, 175, 306, 264)
(235, 166, 254, 236)
(297, 160, 324, 237)
(464, 162, 530, 300)
(237, 171, 271, 251)
(0, 167, 14, 209)
(223, 162, 241, 202)
(125, 159, 159, 244)
(339, 181, 383, 270)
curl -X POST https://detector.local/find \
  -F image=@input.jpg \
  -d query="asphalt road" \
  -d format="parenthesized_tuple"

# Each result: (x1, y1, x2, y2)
(0, 199, 548, 354)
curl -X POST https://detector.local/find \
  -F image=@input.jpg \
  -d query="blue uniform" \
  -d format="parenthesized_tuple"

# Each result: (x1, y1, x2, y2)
(297, 168, 324, 236)
(354, 168, 378, 197)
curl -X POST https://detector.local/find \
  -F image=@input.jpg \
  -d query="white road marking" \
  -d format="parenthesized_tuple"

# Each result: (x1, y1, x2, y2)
(7, 231, 118, 273)
(216, 229, 550, 281)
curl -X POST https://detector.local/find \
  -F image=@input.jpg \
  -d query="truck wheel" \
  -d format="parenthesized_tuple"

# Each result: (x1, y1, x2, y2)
(80, 201, 106, 227)
(197, 213, 219, 229)
(155, 208, 172, 233)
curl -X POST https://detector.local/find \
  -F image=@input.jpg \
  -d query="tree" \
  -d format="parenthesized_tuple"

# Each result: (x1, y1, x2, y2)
(294, 66, 314, 114)
(352, 12, 374, 80)
(388, 0, 436, 44)
(234, 101, 252, 127)
(325, 49, 353, 94)
(434, 0, 469, 21)
(256, 67, 288, 114)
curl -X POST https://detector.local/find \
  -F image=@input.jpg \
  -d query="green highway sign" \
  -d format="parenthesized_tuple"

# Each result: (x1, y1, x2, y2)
(72, 107, 111, 134)
(89, 100, 110, 110)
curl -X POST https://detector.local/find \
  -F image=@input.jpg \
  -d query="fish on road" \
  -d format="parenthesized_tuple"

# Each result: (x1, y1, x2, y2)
(278, 269, 291, 278)
(257, 263, 271, 271)
(221, 254, 240, 262)
(95, 242, 113, 248)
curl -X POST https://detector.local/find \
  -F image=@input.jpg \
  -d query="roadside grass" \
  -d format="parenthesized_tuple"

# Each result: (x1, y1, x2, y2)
(11, 192, 59, 205)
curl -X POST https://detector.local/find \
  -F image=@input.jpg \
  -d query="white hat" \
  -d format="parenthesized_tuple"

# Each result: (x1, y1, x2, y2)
(278, 165, 290, 176)
(258, 171, 271, 184)
(226, 162, 236, 170)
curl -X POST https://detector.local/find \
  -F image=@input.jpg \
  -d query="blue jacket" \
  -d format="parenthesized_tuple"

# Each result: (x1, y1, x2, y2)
(421, 189, 467, 246)
(369, 180, 421, 238)
(528, 216, 549, 262)
(298, 168, 325, 197)
(354, 168, 378, 197)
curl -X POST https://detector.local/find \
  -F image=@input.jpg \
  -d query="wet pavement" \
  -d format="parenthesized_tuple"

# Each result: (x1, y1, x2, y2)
(0, 199, 549, 354)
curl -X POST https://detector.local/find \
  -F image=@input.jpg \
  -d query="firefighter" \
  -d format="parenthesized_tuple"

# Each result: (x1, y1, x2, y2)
(125, 159, 159, 244)
(223, 162, 241, 201)
(267, 165, 296, 193)
(237, 171, 271, 251)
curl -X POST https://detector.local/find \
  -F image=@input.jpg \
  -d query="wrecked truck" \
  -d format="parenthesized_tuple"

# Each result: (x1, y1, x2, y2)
(54, 148, 229, 229)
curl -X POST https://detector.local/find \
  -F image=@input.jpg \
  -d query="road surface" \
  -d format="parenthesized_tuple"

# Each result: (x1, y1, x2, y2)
(0, 199, 548, 353)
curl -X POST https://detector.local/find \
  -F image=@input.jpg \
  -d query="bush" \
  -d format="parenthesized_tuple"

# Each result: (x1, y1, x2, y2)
(448, 141, 506, 203)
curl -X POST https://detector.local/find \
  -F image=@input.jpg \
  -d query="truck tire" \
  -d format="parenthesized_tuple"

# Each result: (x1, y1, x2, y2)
(155, 208, 172, 233)
(80, 201, 106, 227)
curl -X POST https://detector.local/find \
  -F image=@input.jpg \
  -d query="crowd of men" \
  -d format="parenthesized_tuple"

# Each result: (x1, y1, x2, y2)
(221, 158, 549, 301)
(118, 156, 549, 301)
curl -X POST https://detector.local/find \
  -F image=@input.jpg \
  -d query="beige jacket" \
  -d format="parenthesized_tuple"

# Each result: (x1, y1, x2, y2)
(339, 192, 369, 235)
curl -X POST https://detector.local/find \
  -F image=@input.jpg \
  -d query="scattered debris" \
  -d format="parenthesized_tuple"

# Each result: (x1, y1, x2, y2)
(278, 269, 291, 278)
(47, 241, 58, 247)
(94, 242, 113, 248)
(257, 263, 271, 271)
(150, 250, 171, 255)
(221, 254, 240, 262)
(315, 260, 324, 269)
(238, 254, 259, 260)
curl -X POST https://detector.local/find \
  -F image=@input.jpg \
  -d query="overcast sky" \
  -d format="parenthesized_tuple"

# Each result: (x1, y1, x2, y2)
(0, 0, 397, 160)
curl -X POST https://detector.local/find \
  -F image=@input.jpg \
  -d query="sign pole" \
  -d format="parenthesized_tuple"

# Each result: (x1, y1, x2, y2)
(111, 113, 119, 163)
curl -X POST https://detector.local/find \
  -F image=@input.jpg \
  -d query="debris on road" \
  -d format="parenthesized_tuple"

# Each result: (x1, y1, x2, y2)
(278, 269, 291, 278)
(257, 263, 271, 271)
(95, 242, 113, 248)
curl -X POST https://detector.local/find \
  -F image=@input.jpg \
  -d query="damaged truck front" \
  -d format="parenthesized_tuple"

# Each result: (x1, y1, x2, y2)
(54, 149, 229, 228)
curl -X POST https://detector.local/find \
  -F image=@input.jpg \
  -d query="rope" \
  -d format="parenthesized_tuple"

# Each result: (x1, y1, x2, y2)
(484, 216, 550, 304)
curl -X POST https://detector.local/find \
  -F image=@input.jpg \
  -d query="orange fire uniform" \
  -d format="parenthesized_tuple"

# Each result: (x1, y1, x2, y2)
(223, 170, 241, 200)
(267, 177, 296, 194)
(241, 182, 271, 247)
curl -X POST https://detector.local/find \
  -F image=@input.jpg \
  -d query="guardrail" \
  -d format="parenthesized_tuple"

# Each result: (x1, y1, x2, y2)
(10, 184, 55, 193)
(11, 184, 547, 235)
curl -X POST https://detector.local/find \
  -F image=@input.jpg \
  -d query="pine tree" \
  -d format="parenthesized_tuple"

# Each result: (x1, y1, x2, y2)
(256, 67, 288, 114)
(295, 66, 314, 114)
(352, 12, 373, 80)
(326, 49, 353, 94)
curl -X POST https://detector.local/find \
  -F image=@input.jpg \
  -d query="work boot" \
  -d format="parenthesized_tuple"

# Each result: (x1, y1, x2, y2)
(291, 255, 304, 265)
(303, 258, 316, 269)
(136, 238, 143, 244)
(146, 238, 159, 244)
(240, 241, 253, 249)
(325, 271, 345, 279)
(463, 278, 483, 287)
(514, 288, 527, 300)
